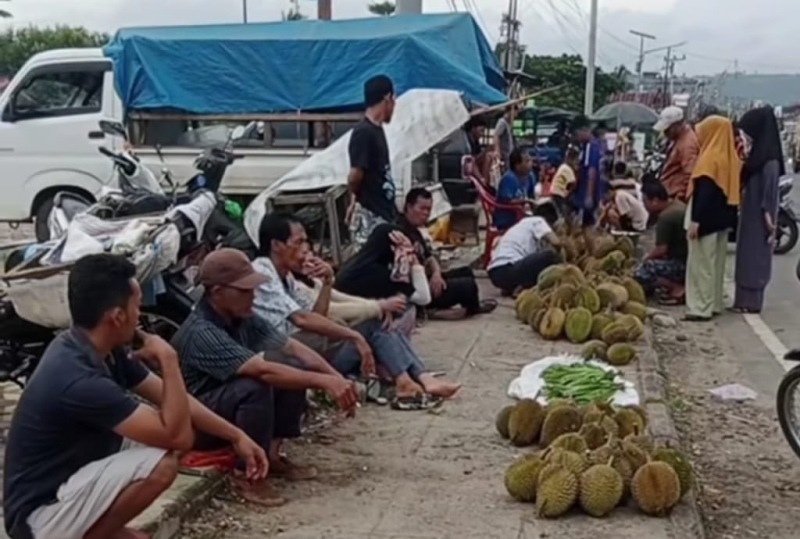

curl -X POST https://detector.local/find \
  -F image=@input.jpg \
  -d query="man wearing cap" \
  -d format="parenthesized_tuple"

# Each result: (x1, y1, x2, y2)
(654, 106, 699, 202)
(347, 74, 398, 248)
(171, 249, 360, 507)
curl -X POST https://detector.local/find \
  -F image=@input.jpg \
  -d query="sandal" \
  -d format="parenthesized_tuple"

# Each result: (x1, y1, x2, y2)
(391, 393, 443, 411)
(682, 314, 712, 322)
(657, 294, 685, 306)
(364, 379, 389, 406)
(728, 307, 760, 314)
(478, 299, 498, 314)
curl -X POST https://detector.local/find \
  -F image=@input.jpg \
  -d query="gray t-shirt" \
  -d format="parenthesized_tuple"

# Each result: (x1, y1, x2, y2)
(495, 116, 514, 161)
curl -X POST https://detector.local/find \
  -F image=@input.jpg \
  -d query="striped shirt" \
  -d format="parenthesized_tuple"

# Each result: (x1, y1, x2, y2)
(172, 299, 288, 396)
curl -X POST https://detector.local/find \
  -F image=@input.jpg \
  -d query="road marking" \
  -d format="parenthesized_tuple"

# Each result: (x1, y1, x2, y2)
(741, 313, 792, 372)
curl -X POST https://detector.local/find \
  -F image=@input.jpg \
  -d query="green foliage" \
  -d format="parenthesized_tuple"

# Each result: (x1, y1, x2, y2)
(0, 26, 110, 76)
(518, 53, 629, 113)
(368, 1, 396, 16)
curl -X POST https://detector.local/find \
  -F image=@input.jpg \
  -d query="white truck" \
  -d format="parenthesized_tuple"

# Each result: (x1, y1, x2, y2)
(0, 48, 326, 240)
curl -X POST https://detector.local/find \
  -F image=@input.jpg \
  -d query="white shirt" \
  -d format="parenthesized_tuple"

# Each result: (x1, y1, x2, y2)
(488, 216, 553, 270)
(614, 190, 649, 231)
(252, 256, 314, 335)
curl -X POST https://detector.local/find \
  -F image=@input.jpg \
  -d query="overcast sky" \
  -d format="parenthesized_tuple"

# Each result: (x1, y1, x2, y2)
(7, 0, 798, 76)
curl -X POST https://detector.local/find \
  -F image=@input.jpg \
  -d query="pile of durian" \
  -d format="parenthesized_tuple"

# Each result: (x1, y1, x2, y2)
(515, 228, 649, 367)
(496, 398, 693, 518)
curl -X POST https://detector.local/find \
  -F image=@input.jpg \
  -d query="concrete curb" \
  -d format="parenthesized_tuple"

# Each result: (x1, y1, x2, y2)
(133, 472, 225, 539)
(638, 325, 707, 539)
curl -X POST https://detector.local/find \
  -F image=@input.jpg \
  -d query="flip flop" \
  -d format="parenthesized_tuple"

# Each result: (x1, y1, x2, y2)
(478, 299, 498, 314)
(364, 379, 389, 406)
(657, 294, 685, 306)
(391, 393, 443, 411)
(682, 314, 712, 322)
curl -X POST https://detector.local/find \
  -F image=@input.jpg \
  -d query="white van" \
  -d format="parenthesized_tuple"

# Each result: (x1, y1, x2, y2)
(0, 48, 322, 240)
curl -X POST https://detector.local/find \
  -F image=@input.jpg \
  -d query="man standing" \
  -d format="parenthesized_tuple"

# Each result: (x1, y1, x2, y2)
(4, 254, 267, 539)
(573, 116, 604, 227)
(634, 182, 688, 304)
(494, 104, 517, 171)
(399, 188, 497, 318)
(348, 74, 398, 248)
(654, 106, 699, 202)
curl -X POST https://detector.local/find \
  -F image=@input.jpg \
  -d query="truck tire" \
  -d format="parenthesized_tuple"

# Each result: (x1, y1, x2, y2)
(34, 195, 55, 243)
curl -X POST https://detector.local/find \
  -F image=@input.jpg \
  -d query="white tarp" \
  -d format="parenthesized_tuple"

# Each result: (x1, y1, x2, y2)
(244, 88, 471, 246)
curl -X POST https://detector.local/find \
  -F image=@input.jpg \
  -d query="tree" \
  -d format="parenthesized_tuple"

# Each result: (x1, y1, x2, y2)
(368, 1, 396, 16)
(517, 54, 629, 113)
(0, 0, 11, 19)
(0, 26, 110, 76)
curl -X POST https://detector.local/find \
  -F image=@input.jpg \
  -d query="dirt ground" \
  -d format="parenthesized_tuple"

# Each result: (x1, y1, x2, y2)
(652, 308, 800, 539)
(176, 285, 697, 539)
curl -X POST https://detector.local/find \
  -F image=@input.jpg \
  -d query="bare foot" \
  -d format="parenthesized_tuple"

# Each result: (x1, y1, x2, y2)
(230, 476, 286, 507)
(395, 375, 424, 399)
(269, 456, 318, 481)
(419, 375, 461, 399)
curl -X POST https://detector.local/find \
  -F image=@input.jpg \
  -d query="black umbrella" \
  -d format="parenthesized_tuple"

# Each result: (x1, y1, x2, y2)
(591, 102, 659, 128)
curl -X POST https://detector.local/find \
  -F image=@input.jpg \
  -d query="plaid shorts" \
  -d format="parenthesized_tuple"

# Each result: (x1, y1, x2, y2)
(633, 258, 686, 293)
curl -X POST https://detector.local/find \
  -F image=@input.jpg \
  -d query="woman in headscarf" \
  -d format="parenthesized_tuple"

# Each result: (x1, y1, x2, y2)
(731, 106, 785, 313)
(684, 115, 743, 321)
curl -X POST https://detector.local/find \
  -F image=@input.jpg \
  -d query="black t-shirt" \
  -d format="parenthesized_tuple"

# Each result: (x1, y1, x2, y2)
(348, 118, 397, 221)
(3, 329, 148, 539)
(335, 223, 415, 300)
(398, 216, 432, 263)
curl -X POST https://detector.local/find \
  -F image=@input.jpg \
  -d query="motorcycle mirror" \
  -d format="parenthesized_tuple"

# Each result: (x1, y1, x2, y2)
(98, 120, 128, 141)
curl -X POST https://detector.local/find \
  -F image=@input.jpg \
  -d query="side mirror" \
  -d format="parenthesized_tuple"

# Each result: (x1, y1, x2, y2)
(98, 120, 128, 141)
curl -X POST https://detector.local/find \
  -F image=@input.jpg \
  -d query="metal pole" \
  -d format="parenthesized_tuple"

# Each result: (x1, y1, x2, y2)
(242, 0, 248, 23)
(630, 30, 656, 100)
(584, 0, 598, 115)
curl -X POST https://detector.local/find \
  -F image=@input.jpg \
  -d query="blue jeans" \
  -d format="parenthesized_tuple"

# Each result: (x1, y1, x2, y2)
(329, 318, 426, 381)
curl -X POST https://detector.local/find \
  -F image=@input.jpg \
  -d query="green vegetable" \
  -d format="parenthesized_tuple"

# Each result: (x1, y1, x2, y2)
(541, 363, 623, 405)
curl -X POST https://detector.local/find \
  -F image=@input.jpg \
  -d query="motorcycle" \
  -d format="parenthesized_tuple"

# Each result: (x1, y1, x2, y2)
(729, 175, 798, 255)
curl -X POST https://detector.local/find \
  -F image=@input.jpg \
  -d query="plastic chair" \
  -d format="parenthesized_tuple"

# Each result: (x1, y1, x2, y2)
(461, 156, 526, 268)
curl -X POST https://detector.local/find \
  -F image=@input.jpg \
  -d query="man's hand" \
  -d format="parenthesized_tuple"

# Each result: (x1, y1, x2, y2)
(354, 337, 376, 378)
(303, 255, 334, 284)
(132, 331, 177, 367)
(324, 376, 360, 414)
(232, 431, 269, 481)
(687, 222, 700, 240)
(379, 295, 407, 315)
(389, 230, 412, 249)
(429, 272, 447, 298)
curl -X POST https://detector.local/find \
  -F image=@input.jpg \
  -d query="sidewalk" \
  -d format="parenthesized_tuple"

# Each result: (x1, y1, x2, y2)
(178, 283, 704, 539)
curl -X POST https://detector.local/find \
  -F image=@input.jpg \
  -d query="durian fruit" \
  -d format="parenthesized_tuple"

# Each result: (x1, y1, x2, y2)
(631, 461, 681, 516)
(514, 289, 534, 321)
(615, 408, 647, 439)
(622, 276, 647, 306)
(581, 340, 608, 361)
(587, 438, 615, 465)
(564, 307, 593, 344)
(551, 432, 589, 454)
(537, 265, 567, 290)
(617, 314, 645, 341)
(596, 283, 629, 310)
(621, 440, 649, 471)
(592, 235, 617, 258)
(606, 343, 638, 366)
(625, 427, 655, 455)
(652, 447, 694, 498)
(508, 399, 545, 447)
(561, 264, 587, 286)
(551, 283, 578, 307)
(536, 466, 579, 518)
(579, 459, 624, 517)
(615, 236, 636, 259)
(576, 286, 601, 314)
(539, 307, 566, 341)
(590, 314, 614, 340)
(517, 291, 545, 323)
(496, 405, 514, 439)
(580, 255, 598, 272)
(579, 422, 608, 450)
(625, 404, 648, 425)
(540, 405, 583, 447)
(544, 447, 590, 476)
(585, 414, 620, 439)
(504, 455, 546, 502)
(599, 251, 627, 273)
(583, 401, 616, 423)
(530, 309, 547, 333)
(601, 323, 630, 346)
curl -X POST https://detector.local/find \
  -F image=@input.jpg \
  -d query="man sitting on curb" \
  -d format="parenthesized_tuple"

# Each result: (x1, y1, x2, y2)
(3, 254, 267, 539)
(252, 214, 461, 409)
(398, 187, 497, 320)
(171, 249, 360, 507)
(634, 181, 688, 305)
(487, 205, 563, 296)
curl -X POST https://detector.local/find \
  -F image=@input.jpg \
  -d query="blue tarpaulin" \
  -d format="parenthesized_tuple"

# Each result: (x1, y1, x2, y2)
(103, 13, 507, 114)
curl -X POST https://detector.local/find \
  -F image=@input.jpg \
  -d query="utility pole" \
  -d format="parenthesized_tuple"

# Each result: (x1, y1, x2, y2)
(662, 43, 687, 105)
(318, 0, 332, 20)
(630, 29, 656, 100)
(500, 0, 521, 72)
(242, 0, 248, 23)
(584, 0, 598, 115)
